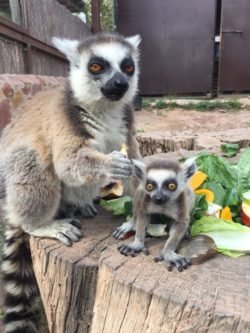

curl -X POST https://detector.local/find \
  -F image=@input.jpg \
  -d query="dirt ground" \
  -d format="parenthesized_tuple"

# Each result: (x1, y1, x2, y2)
(135, 108, 250, 133)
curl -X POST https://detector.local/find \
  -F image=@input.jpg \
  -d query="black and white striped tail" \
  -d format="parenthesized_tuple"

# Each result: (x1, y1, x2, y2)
(2, 226, 39, 333)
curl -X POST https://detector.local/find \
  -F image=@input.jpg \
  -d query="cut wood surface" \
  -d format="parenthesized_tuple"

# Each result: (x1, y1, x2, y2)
(30, 210, 250, 333)
(30, 210, 123, 333)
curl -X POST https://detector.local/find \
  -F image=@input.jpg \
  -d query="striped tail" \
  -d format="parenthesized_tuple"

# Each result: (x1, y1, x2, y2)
(2, 226, 39, 333)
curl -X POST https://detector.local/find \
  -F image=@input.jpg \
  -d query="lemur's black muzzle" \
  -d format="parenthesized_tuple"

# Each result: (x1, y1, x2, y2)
(101, 73, 129, 101)
(152, 191, 169, 205)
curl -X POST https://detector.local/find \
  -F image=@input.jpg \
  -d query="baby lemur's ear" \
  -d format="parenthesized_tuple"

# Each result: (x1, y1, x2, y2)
(132, 159, 146, 180)
(52, 37, 80, 66)
(182, 158, 196, 181)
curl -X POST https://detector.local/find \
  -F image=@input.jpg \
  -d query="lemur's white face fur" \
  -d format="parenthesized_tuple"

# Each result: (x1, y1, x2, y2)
(52, 33, 141, 109)
(133, 158, 196, 205)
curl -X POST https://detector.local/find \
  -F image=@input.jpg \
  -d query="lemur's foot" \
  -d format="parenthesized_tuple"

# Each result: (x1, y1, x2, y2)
(31, 218, 83, 246)
(112, 222, 134, 239)
(53, 218, 83, 246)
(154, 252, 192, 272)
(80, 204, 98, 218)
(118, 241, 149, 257)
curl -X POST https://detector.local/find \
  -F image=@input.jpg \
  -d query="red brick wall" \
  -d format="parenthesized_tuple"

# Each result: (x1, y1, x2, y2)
(0, 74, 65, 131)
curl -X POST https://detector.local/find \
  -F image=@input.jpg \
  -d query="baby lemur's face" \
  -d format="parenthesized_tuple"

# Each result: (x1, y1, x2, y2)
(53, 33, 140, 106)
(133, 158, 196, 206)
(145, 169, 180, 205)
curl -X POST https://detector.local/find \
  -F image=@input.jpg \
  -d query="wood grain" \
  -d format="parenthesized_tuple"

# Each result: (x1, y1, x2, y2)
(30, 211, 250, 333)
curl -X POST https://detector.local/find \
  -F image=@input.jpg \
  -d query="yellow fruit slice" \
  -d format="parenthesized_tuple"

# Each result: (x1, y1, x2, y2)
(195, 189, 214, 203)
(189, 171, 207, 190)
(220, 206, 233, 222)
(120, 143, 128, 157)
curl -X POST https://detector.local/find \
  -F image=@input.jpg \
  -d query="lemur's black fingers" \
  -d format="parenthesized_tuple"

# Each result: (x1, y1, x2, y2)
(89, 205, 98, 216)
(69, 218, 82, 229)
(154, 255, 164, 262)
(185, 257, 192, 266)
(57, 232, 72, 246)
(176, 260, 184, 272)
(117, 244, 129, 255)
(131, 250, 136, 257)
(143, 248, 150, 255)
(113, 228, 123, 239)
(167, 262, 174, 272)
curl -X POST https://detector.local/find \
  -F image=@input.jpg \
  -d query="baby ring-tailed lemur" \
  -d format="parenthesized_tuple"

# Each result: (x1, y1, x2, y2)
(115, 158, 196, 272)
(0, 32, 141, 333)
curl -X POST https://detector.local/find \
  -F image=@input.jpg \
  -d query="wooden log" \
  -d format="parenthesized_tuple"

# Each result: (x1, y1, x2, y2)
(30, 210, 123, 333)
(30, 211, 250, 333)
(91, 237, 250, 333)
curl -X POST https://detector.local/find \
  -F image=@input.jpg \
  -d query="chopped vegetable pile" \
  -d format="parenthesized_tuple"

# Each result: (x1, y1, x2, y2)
(100, 148, 250, 257)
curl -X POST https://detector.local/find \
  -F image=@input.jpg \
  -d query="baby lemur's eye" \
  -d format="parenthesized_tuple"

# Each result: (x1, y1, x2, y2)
(168, 183, 177, 191)
(146, 183, 154, 191)
(89, 63, 103, 74)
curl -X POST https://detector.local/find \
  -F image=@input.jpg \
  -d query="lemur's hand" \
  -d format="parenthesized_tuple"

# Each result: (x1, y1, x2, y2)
(106, 151, 132, 180)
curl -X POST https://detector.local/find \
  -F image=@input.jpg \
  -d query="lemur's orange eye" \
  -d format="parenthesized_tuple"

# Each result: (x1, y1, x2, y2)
(126, 64, 134, 74)
(89, 63, 103, 74)
(168, 183, 177, 191)
(146, 183, 154, 191)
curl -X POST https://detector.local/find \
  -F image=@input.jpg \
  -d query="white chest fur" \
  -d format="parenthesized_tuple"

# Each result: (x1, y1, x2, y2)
(90, 106, 128, 154)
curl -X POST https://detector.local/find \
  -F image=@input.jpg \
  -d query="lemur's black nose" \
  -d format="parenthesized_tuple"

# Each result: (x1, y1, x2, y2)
(114, 79, 129, 91)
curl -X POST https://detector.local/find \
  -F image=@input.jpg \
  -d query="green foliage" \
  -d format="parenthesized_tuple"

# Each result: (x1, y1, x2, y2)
(141, 97, 242, 112)
(220, 143, 240, 158)
(84, 0, 114, 31)
(155, 100, 167, 109)
(100, 196, 133, 217)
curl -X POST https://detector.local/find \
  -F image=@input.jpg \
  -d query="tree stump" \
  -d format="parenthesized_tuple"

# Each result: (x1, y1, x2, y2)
(30, 211, 250, 333)
(30, 210, 123, 333)
(91, 239, 250, 333)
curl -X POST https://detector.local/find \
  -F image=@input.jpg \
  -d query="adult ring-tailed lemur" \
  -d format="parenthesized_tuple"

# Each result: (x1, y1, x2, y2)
(0, 32, 141, 333)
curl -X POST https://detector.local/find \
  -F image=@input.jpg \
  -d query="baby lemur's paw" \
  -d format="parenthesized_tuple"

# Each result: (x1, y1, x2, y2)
(154, 252, 192, 272)
(118, 241, 149, 257)
(107, 151, 132, 181)
(112, 222, 135, 239)
(53, 218, 83, 246)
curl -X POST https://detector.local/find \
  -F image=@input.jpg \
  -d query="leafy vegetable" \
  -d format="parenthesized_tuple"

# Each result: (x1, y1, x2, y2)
(220, 143, 240, 158)
(191, 194, 208, 223)
(100, 196, 132, 216)
(196, 153, 236, 190)
(191, 216, 250, 257)
(202, 182, 226, 206)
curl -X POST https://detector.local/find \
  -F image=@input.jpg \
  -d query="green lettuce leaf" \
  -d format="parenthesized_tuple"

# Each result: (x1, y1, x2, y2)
(100, 196, 133, 216)
(191, 216, 250, 256)
(221, 143, 240, 158)
(196, 153, 236, 190)
(202, 181, 226, 206)
(191, 194, 208, 224)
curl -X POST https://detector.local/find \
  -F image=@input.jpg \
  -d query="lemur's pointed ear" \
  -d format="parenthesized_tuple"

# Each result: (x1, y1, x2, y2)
(52, 37, 80, 66)
(182, 158, 196, 181)
(126, 35, 141, 49)
(132, 159, 146, 180)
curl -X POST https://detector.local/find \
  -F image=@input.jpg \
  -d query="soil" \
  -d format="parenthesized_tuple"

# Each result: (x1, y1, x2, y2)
(135, 108, 250, 133)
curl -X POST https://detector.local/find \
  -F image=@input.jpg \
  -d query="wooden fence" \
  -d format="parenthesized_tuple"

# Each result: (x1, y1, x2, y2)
(0, 0, 90, 76)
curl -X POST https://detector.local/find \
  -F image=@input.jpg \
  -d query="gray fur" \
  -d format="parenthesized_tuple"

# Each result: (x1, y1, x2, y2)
(116, 158, 196, 272)
(1, 32, 141, 333)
